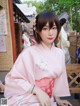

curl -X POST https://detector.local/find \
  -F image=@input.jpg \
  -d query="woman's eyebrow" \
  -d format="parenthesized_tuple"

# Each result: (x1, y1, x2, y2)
(53, 25, 57, 27)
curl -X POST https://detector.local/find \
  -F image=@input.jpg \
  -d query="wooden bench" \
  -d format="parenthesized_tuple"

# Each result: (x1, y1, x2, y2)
(66, 64, 80, 106)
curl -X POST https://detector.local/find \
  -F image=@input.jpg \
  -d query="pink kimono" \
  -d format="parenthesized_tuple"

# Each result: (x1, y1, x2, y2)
(4, 43, 70, 106)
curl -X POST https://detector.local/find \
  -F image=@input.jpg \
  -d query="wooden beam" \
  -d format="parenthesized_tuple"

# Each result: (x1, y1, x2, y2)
(8, 0, 17, 62)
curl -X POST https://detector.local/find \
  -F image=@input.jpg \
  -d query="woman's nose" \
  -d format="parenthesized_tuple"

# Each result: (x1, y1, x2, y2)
(49, 29, 53, 36)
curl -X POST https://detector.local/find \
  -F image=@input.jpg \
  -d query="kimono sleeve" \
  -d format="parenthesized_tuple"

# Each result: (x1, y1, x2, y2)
(5, 50, 34, 95)
(53, 52, 70, 97)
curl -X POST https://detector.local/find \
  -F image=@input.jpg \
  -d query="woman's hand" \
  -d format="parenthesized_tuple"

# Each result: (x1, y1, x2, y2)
(33, 86, 51, 106)
(55, 97, 72, 106)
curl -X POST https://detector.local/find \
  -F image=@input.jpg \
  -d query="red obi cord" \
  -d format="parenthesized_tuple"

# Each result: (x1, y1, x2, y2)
(35, 78, 54, 97)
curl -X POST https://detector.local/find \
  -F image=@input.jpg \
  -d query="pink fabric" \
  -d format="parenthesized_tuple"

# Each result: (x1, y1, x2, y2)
(35, 78, 54, 97)
(4, 43, 70, 106)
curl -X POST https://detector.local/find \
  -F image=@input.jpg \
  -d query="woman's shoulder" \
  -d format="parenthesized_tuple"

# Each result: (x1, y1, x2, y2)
(21, 45, 37, 55)
(55, 47, 65, 56)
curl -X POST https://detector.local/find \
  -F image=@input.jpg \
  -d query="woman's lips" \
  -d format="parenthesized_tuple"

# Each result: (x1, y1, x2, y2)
(47, 38, 54, 40)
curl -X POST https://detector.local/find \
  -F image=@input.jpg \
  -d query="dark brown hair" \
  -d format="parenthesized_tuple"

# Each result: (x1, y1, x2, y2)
(60, 18, 66, 27)
(33, 11, 61, 43)
(22, 29, 29, 34)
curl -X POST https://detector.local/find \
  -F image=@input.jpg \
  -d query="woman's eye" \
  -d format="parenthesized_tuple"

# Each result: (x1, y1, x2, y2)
(52, 27, 57, 29)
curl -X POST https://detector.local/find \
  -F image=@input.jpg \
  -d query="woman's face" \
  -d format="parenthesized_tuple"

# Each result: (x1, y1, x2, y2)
(38, 22, 57, 48)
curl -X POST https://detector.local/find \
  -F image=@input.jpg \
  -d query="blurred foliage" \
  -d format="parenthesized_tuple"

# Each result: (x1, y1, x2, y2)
(23, 0, 80, 31)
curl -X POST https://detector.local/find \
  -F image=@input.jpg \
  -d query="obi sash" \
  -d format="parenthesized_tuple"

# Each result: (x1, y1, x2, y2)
(35, 78, 54, 97)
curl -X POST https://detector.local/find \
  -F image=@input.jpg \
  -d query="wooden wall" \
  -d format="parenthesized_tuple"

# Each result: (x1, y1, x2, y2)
(69, 34, 80, 64)
(0, 0, 13, 71)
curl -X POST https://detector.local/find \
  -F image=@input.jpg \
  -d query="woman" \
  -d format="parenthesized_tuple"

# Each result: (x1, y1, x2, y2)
(57, 18, 71, 64)
(22, 29, 31, 49)
(4, 11, 72, 106)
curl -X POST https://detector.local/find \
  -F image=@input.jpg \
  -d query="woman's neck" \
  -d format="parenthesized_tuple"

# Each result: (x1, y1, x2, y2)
(41, 42, 53, 49)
